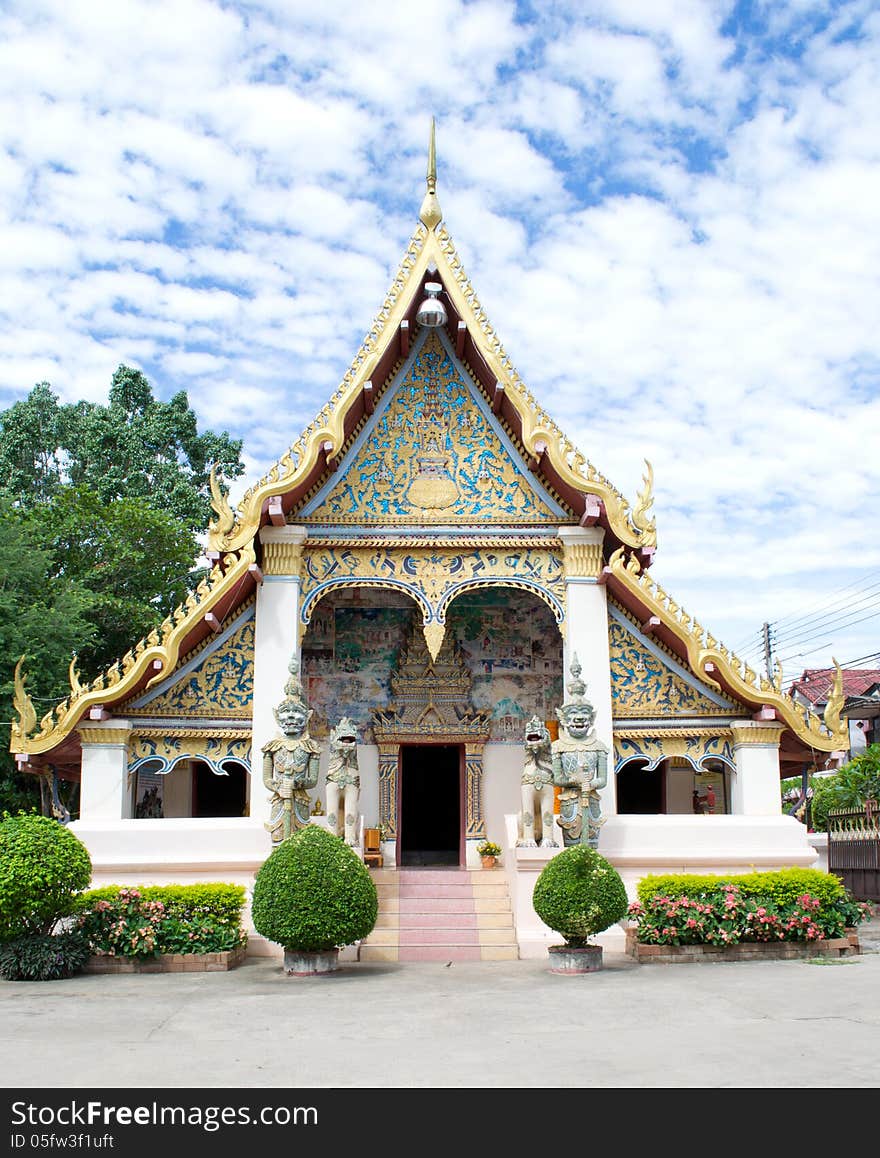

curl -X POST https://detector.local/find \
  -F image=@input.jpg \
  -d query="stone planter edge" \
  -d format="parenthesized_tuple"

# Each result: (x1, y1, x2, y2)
(85, 946, 247, 974)
(624, 925, 861, 964)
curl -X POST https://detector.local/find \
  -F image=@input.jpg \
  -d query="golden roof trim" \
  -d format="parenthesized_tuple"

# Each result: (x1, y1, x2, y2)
(614, 726, 734, 739)
(208, 224, 654, 555)
(131, 727, 251, 740)
(10, 544, 256, 757)
(606, 547, 848, 752)
(305, 536, 563, 549)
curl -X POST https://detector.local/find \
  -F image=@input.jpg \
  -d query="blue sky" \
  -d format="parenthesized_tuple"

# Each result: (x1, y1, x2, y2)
(1, 0, 879, 681)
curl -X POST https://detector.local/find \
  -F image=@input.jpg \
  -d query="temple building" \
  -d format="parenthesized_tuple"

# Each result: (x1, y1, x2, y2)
(9, 130, 848, 957)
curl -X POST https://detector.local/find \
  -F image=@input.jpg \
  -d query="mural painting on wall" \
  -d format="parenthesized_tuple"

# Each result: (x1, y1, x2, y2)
(449, 591, 563, 741)
(301, 589, 563, 743)
(302, 595, 414, 740)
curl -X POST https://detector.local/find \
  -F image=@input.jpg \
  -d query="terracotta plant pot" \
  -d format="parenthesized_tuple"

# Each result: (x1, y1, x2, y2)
(547, 943, 603, 974)
(481, 855, 497, 869)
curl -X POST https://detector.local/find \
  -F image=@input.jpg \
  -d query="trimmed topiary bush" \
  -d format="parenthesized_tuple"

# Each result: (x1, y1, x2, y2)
(533, 845, 629, 947)
(252, 825, 378, 953)
(0, 814, 92, 941)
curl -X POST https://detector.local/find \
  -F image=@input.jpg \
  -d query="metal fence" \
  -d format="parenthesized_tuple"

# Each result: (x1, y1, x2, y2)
(828, 804, 880, 901)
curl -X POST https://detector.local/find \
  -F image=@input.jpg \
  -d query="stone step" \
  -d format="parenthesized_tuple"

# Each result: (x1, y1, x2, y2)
(375, 910, 514, 929)
(362, 863, 518, 963)
(363, 925, 516, 947)
(377, 896, 512, 914)
(360, 943, 519, 963)
(388, 883, 510, 900)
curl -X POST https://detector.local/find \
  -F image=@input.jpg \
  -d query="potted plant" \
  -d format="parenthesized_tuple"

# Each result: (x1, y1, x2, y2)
(476, 840, 502, 868)
(532, 844, 628, 973)
(251, 824, 378, 976)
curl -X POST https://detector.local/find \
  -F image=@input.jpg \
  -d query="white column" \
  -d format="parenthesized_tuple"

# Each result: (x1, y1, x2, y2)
(77, 722, 133, 819)
(251, 525, 307, 828)
(558, 525, 616, 814)
(730, 722, 785, 815)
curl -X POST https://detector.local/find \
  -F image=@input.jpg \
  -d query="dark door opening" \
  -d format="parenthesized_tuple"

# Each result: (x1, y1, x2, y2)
(192, 761, 248, 818)
(617, 761, 664, 814)
(399, 745, 461, 866)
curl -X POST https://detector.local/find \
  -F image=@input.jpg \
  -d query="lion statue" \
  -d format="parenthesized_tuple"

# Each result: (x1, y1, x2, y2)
(326, 716, 360, 846)
(518, 715, 558, 848)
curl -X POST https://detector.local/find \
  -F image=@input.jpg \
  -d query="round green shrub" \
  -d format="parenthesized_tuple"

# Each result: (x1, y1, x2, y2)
(0, 929, 91, 981)
(533, 845, 628, 947)
(0, 814, 92, 941)
(251, 825, 378, 953)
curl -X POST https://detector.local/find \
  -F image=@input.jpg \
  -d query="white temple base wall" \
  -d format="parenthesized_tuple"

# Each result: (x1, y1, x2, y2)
(504, 812, 821, 959)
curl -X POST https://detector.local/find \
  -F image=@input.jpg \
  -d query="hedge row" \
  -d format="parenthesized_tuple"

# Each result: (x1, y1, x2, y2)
(78, 883, 246, 923)
(636, 868, 846, 907)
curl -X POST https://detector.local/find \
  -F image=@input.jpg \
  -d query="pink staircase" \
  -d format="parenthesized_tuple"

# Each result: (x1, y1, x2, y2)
(360, 867, 518, 962)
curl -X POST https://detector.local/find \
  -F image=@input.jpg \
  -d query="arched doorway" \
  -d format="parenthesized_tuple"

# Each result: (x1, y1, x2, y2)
(617, 759, 664, 814)
(399, 744, 462, 866)
(192, 761, 248, 818)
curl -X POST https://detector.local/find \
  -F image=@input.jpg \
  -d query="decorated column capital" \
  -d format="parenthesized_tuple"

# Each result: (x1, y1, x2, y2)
(259, 525, 307, 577)
(558, 525, 605, 580)
(77, 721, 132, 748)
(730, 721, 784, 748)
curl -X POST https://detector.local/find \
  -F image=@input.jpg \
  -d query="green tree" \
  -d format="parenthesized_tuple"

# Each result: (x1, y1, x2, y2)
(0, 366, 246, 816)
(0, 492, 98, 812)
(24, 486, 198, 672)
(0, 367, 244, 533)
(811, 745, 880, 831)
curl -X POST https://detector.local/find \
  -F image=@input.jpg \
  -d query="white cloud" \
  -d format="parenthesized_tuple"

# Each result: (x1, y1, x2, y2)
(0, 0, 877, 676)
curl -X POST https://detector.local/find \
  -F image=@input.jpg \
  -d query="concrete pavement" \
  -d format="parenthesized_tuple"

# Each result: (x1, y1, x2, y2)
(1, 935, 879, 1089)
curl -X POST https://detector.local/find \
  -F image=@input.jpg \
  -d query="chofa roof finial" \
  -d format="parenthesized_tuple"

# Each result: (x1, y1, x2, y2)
(419, 116, 443, 231)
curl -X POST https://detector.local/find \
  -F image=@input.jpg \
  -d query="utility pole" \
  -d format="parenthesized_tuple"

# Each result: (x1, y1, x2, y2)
(762, 622, 774, 679)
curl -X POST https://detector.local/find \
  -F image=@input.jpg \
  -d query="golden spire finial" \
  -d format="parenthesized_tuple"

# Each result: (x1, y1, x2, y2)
(419, 117, 443, 231)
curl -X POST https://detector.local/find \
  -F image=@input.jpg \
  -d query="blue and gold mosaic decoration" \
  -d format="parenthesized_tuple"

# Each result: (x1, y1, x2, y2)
(608, 604, 737, 718)
(129, 732, 252, 777)
(614, 733, 734, 773)
(124, 608, 255, 719)
(301, 330, 566, 524)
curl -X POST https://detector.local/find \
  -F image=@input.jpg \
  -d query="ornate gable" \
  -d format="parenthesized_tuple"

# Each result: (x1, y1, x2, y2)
(609, 602, 739, 718)
(298, 330, 567, 526)
(122, 605, 255, 720)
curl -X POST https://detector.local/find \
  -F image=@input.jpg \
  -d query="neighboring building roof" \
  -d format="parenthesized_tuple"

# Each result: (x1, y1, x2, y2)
(790, 668, 880, 706)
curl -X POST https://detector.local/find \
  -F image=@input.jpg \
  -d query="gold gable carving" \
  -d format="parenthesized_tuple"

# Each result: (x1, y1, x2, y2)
(302, 332, 561, 525)
(609, 614, 733, 718)
(126, 618, 255, 719)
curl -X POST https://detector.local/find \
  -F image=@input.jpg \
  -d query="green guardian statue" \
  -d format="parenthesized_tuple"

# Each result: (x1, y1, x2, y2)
(552, 656, 609, 850)
(262, 656, 321, 844)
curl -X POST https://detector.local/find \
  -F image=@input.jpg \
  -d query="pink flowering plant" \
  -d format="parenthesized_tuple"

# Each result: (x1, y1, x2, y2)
(78, 888, 165, 957)
(78, 883, 247, 957)
(627, 883, 872, 947)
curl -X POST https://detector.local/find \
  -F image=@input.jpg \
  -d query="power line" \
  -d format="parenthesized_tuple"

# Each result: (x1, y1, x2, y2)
(770, 568, 880, 632)
(731, 574, 880, 659)
(771, 596, 880, 651)
(837, 650, 880, 668)
(776, 606, 880, 667)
